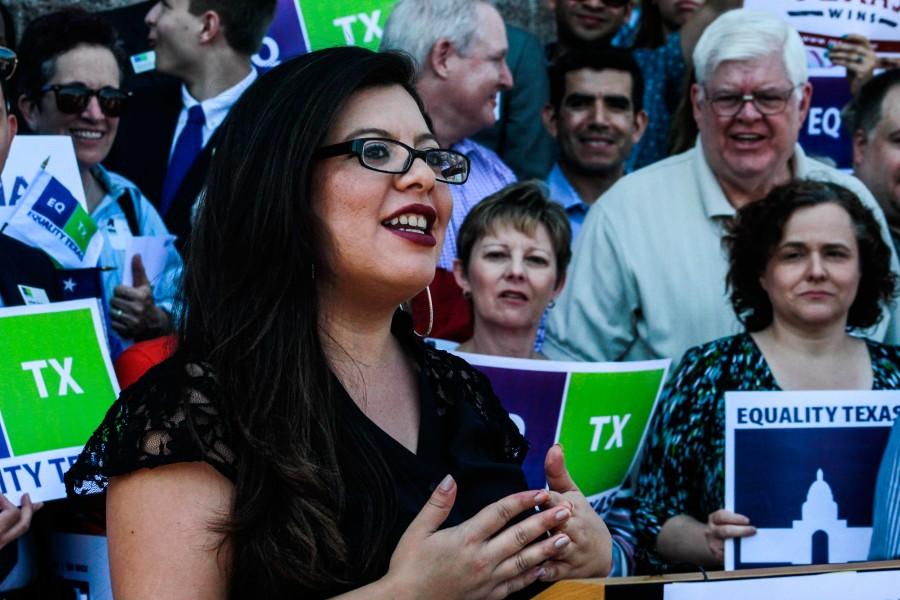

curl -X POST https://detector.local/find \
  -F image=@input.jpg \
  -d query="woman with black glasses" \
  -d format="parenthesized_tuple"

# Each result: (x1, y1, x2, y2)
(66, 47, 612, 598)
(16, 8, 182, 357)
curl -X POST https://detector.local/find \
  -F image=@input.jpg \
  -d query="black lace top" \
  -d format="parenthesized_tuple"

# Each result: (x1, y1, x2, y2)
(65, 312, 533, 597)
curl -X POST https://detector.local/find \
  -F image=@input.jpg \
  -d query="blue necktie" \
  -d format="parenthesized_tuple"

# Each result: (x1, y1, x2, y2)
(160, 104, 205, 216)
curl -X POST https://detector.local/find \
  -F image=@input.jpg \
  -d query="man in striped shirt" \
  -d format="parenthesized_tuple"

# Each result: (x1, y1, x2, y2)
(382, 0, 517, 340)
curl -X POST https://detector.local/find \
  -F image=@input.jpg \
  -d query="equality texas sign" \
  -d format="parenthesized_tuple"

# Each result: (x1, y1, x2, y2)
(724, 391, 900, 570)
(456, 353, 669, 515)
(0, 300, 119, 504)
(252, 0, 399, 70)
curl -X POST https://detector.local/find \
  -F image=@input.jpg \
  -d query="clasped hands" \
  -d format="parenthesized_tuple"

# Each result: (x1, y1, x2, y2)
(384, 444, 611, 600)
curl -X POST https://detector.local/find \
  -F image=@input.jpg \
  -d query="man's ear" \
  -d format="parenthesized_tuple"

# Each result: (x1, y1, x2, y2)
(690, 82, 703, 129)
(428, 38, 455, 79)
(542, 103, 559, 138)
(796, 81, 813, 124)
(632, 109, 648, 143)
(17, 94, 40, 132)
(198, 10, 222, 45)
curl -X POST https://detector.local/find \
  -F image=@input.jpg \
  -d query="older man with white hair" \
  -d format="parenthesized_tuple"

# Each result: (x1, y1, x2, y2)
(543, 9, 900, 366)
(381, 0, 516, 341)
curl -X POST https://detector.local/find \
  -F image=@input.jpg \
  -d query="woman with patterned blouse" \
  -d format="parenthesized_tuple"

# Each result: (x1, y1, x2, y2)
(635, 180, 900, 572)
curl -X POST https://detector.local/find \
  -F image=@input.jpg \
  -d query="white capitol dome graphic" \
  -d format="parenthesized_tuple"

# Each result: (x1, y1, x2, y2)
(740, 469, 871, 565)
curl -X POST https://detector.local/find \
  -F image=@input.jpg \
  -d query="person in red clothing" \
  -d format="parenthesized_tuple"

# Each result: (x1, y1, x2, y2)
(114, 335, 177, 389)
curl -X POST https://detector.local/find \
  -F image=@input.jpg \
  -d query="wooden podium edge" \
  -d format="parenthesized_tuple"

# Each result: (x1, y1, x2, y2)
(533, 559, 900, 599)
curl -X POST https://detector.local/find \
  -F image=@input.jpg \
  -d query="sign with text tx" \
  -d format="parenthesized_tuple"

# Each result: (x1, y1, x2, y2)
(252, 0, 399, 71)
(724, 391, 900, 571)
(455, 353, 669, 516)
(0, 300, 119, 504)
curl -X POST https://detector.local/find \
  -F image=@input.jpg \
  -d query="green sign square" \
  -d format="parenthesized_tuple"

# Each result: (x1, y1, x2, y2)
(558, 369, 665, 497)
(61, 207, 97, 252)
(0, 306, 117, 456)
(299, 0, 398, 51)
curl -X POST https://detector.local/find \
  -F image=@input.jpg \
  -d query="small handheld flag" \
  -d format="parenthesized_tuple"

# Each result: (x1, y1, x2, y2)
(2, 169, 102, 269)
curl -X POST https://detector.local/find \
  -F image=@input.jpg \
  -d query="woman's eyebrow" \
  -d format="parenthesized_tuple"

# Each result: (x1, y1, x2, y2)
(343, 127, 392, 140)
(341, 128, 440, 147)
(416, 132, 440, 146)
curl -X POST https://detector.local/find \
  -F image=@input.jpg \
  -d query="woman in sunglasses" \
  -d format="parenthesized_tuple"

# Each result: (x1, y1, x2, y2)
(16, 8, 182, 357)
(67, 47, 612, 598)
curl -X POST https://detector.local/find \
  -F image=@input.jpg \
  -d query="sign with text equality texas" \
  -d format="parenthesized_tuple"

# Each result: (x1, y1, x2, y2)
(0, 300, 119, 504)
(456, 353, 669, 515)
(724, 391, 900, 571)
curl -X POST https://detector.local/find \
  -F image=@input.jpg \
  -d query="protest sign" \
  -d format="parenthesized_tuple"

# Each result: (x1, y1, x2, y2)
(51, 533, 112, 600)
(724, 391, 900, 570)
(3, 170, 103, 269)
(802, 69, 854, 170)
(745, 0, 900, 65)
(252, 0, 399, 71)
(0, 300, 119, 504)
(663, 570, 900, 600)
(455, 352, 669, 514)
(0, 136, 85, 226)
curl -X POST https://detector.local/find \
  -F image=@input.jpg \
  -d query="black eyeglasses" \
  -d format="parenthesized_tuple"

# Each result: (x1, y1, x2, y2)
(40, 84, 132, 117)
(314, 137, 470, 184)
(0, 47, 16, 80)
(704, 85, 800, 117)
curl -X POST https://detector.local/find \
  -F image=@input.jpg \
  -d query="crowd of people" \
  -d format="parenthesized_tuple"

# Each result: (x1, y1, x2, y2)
(0, 0, 897, 596)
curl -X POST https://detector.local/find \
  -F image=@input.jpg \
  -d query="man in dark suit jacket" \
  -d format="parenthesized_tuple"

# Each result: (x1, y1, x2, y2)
(103, 0, 275, 253)
(0, 70, 65, 307)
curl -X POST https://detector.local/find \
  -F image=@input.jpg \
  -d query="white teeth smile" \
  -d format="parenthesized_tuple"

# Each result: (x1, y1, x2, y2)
(385, 213, 428, 232)
(71, 130, 103, 140)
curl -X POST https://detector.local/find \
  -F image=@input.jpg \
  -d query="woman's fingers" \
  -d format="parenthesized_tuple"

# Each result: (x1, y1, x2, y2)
(487, 533, 571, 597)
(401, 474, 458, 541)
(492, 531, 570, 582)
(708, 509, 756, 539)
(711, 523, 757, 539)
(0, 494, 36, 549)
(485, 501, 570, 560)
(463, 489, 549, 542)
(708, 509, 750, 525)
(544, 444, 579, 494)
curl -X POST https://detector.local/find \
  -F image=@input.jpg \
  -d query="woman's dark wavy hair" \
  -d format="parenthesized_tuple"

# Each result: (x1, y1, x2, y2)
(179, 47, 429, 596)
(16, 8, 127, 103)
(633, 0, 668, 49)
(725, 180, 897, 332)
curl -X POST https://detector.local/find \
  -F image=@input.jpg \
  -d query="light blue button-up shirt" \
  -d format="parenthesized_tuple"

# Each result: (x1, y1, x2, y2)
(546, 163, 590, 245)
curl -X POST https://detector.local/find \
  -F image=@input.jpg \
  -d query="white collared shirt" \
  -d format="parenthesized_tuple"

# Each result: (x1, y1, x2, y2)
(168, 68, 257, 163)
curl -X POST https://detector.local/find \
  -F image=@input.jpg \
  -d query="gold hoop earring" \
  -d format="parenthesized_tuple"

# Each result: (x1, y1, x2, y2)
(413, 285, 433, 338)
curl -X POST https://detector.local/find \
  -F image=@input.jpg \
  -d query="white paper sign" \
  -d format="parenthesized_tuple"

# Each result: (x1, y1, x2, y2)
(0, 135, 86, 225)
(746, 0, 900, 67)
(664, 571, 859, 600)
(724, 391, 900, 571)
(122, 235, 176, 287)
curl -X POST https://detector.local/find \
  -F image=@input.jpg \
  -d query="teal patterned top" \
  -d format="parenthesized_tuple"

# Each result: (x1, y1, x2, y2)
(634, 332, 900, 572)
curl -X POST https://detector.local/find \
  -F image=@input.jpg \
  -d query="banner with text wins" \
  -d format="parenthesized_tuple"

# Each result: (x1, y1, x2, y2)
(455, 352, 669, 515)
(0, 300, 119, 504)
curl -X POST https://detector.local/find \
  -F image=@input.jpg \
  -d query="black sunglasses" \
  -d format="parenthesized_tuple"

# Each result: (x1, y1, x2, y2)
(40, 84, 132, 117)
(0, 47, 15, 80)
